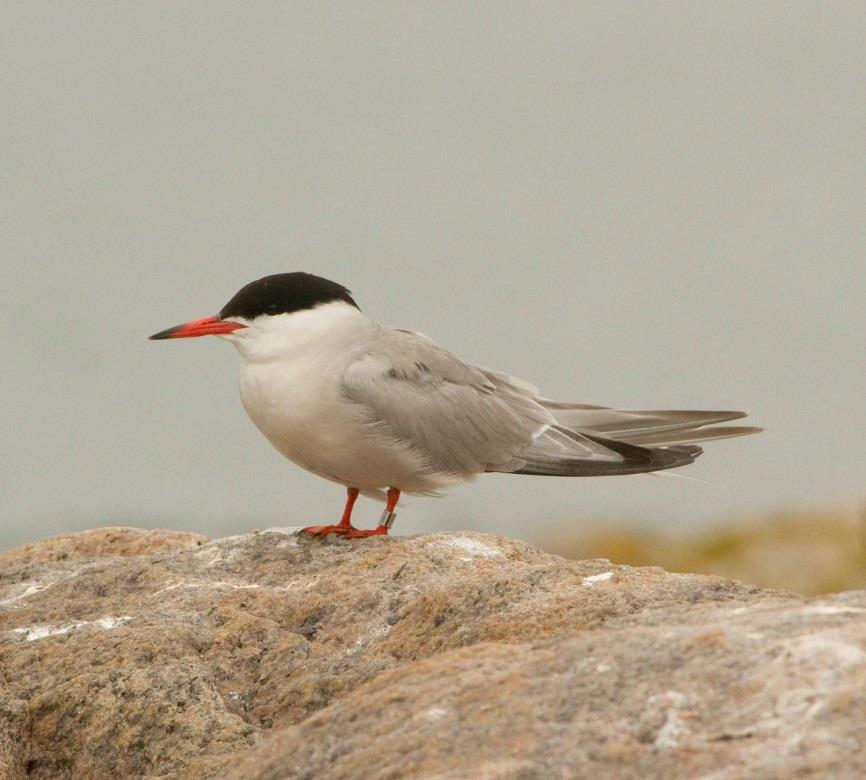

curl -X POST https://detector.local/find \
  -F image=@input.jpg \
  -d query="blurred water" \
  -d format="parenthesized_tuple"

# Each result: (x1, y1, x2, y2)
(2, 3, 865, 551)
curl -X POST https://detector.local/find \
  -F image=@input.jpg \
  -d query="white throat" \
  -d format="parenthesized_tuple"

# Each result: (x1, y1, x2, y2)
(221, 300, 373, 364)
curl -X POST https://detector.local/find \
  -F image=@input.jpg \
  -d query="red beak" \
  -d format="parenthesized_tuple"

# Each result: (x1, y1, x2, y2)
(148, 316, 247, 340)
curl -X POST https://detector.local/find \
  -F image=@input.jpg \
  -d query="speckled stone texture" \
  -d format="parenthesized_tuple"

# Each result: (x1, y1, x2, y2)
(1, 526, 865, 779)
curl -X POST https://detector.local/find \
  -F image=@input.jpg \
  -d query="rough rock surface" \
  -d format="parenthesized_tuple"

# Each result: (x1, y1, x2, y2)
(1, 526, 865, 779)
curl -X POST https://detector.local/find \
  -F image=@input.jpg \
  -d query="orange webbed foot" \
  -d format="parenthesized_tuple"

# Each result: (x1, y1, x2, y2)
(344, 526, 389, 539)
(300, 524, 351, 537)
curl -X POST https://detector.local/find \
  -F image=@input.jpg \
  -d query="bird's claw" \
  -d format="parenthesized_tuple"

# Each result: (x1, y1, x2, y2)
(299, 523, 389, 539)
(299, 524, 351, 537)
(344, 526, 388, 539)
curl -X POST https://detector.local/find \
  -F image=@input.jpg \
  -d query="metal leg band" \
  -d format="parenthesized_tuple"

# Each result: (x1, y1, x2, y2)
(378, 510, 397, 529)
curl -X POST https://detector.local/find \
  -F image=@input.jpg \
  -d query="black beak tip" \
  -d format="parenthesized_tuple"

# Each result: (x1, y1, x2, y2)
(148, 327, 176, 341)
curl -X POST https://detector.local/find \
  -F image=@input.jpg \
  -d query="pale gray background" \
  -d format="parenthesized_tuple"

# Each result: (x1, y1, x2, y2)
(2, 3, 864, 551)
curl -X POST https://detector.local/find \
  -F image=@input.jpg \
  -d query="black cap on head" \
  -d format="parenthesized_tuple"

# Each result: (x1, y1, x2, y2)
(219, 273, 359, 320)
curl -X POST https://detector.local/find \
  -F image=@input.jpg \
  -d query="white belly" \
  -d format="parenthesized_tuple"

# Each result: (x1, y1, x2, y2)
(238, 357, 446, 493)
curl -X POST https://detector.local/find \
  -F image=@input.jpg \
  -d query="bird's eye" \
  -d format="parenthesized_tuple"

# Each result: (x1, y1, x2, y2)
(266, 303, 278, 314)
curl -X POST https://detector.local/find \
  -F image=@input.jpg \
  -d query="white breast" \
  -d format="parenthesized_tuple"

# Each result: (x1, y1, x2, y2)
(227, 303, 446, 493)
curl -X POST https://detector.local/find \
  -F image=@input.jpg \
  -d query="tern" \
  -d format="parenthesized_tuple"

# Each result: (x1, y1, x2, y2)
(150, 272, 760, 538)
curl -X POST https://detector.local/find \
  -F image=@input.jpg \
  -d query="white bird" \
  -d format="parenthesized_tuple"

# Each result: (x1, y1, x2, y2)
(150, 272, 760, 538)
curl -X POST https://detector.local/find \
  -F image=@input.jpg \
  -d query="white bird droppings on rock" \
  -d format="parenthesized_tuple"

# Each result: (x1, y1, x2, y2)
(438, 536, 504, 561)
(804, 604, 866, 616)
(12, 615, 132, 642)
(153, 580, 263, 596)
(419, 706, 449, 722)
(0, 582, 49, 608)
(582, 571, 614, 586)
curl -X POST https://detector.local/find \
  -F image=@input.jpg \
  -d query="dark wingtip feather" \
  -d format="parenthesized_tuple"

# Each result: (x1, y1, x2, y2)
(506, 435, 701, 478)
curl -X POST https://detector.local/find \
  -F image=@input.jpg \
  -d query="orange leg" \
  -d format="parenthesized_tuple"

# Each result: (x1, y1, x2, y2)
(345, 488, 400, 539)
(300, 487, 359, 537)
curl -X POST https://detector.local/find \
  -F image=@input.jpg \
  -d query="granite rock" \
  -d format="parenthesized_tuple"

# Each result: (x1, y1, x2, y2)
(0, 526, 864, 778)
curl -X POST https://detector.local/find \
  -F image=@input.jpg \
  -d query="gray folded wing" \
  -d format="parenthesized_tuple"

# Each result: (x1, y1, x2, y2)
(340, 329, 630, 476)
(339, 329, 755, 480)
